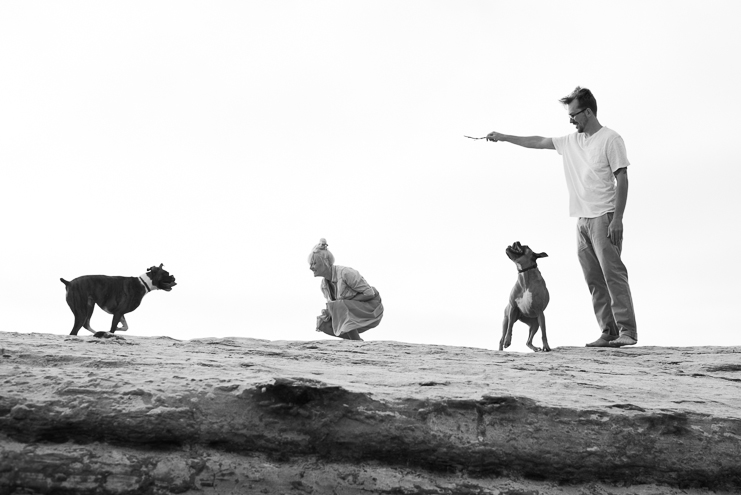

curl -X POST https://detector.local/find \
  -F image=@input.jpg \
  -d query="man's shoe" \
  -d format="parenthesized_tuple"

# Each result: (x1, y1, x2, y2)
(585, 337, 615, 347)
(608, 335, 637, 347)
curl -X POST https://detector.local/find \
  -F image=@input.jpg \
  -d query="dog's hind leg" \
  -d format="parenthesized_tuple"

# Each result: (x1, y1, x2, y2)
(81, 296, 98, 333)
(69, 315, 85, 336)
(66, 291, 88, 335)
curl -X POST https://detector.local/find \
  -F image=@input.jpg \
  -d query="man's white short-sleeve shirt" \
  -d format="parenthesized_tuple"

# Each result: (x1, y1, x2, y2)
(552, 127, 630, 218)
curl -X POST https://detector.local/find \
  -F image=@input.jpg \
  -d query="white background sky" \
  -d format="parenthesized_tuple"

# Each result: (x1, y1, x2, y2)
(1, 1, 740, 352)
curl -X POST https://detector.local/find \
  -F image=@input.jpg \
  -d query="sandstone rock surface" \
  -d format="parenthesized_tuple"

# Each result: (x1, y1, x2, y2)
(1, 331, 740, 494)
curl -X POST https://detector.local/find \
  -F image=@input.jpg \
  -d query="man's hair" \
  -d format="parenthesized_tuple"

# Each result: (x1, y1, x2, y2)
(559, 86, 597, 116)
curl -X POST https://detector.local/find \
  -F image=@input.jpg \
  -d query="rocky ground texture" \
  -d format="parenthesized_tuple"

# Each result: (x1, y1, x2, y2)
(1, 331, 740, 494)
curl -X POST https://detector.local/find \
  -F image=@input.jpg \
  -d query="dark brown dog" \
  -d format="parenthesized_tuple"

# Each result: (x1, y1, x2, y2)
(61, 264, 176, 336)
(500, 242, 550, 352)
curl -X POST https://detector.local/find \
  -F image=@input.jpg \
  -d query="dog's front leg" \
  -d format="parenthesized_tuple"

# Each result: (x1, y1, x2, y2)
(537, 312, 551, 352)
(525, 318, 541, 352)
(500, 305, 518, 350)
(499, 314, 508, 351)
(117, 315, 129, 332)
(110, 314, 127, 333)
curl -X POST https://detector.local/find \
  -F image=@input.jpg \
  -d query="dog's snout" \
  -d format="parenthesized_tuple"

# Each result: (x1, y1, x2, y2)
(508, 242, 524, 254)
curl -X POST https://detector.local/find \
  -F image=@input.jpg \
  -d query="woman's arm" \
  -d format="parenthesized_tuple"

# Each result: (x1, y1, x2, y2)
(341, 267, 376, 301)
(350, 290, 376, 302)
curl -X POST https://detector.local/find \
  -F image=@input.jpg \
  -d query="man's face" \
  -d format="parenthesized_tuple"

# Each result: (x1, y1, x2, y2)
(567, 100, 588, 133)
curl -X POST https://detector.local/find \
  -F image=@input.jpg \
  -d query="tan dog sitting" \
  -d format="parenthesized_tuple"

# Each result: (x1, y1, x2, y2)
(500, 242, 551, 352)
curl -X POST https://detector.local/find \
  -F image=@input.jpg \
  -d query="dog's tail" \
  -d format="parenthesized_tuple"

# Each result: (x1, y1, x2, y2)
(60, 278, 70, 288)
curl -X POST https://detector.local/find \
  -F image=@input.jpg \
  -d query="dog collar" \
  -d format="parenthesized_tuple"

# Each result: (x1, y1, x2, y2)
(139, 274, 156, 293)
(518, 264, 538, 273)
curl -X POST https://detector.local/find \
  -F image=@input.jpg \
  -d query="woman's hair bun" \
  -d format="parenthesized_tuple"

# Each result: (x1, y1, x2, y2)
(308, 238, 334, 265)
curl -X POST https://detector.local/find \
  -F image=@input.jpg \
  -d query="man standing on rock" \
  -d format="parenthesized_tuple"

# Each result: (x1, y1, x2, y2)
(486, 86, 637, 348)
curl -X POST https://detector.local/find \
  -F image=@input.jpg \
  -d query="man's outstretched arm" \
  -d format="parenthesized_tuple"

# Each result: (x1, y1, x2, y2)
(486, 132, 555, 150)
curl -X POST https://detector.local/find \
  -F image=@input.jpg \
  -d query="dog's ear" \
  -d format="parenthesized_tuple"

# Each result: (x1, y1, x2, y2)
(535, 252, 548, 259)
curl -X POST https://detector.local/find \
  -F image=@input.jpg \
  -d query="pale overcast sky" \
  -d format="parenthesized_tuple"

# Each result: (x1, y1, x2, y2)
(1, 1, 739, 351)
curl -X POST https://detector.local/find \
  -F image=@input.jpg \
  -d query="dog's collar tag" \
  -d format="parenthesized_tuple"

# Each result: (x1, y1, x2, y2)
(139, 274, 156, 293)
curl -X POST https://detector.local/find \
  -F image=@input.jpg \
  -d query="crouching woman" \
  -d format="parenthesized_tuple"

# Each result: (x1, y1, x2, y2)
(308, 239, 383, 341)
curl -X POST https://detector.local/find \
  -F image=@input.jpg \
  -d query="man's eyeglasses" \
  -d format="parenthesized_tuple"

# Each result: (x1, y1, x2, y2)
(569, 108, 588, 121)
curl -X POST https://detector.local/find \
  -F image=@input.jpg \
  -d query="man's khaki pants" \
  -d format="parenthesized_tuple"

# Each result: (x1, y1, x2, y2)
(577, 212, 638, 341)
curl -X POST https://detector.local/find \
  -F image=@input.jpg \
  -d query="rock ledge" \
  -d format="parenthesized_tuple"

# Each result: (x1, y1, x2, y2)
(1, 332, 740, 494)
